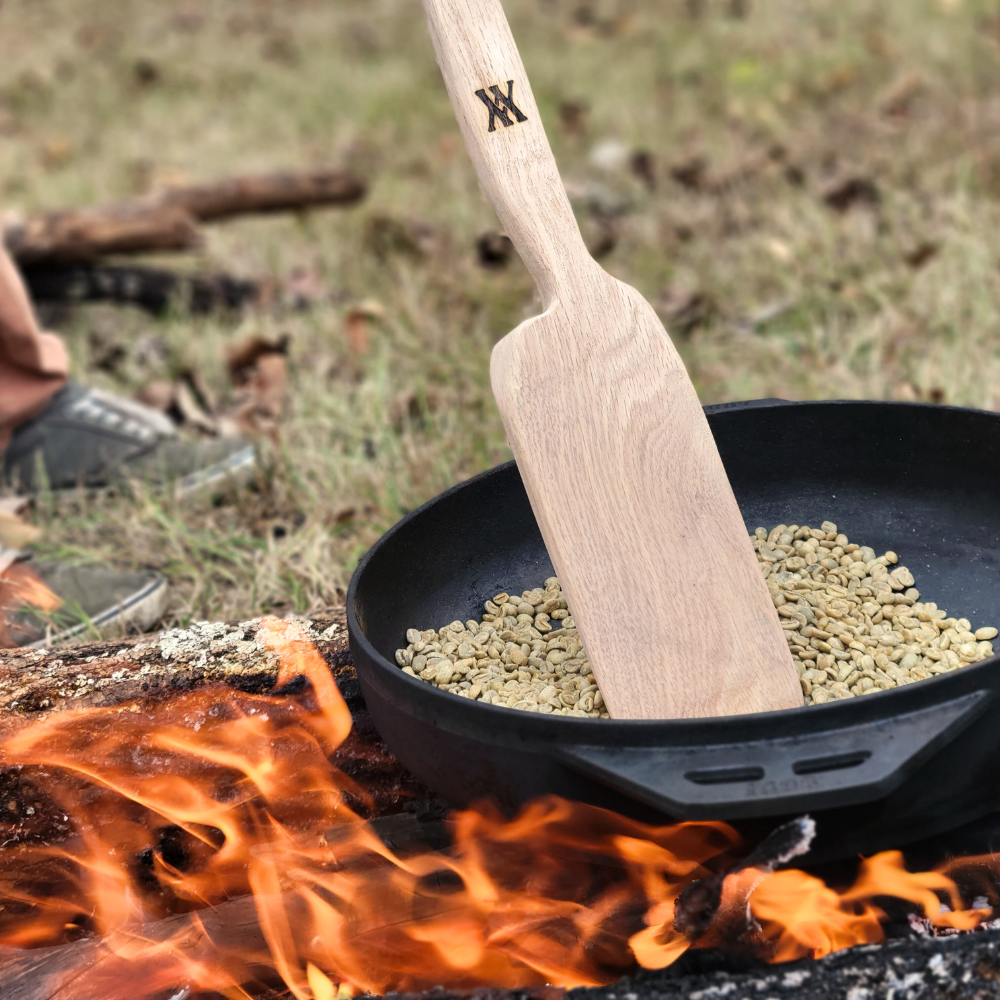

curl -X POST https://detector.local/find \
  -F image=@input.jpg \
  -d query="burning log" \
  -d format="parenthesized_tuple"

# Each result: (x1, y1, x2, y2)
(2, 168, 367, 265)
(3, 612, 1000, 1000)
(673, 816, 817, 943)
(0, 609, 432, 824)
(0, 893, 269, 1000)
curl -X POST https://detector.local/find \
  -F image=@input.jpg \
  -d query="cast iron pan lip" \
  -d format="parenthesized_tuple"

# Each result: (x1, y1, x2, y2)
(347, 398, 1000, 746)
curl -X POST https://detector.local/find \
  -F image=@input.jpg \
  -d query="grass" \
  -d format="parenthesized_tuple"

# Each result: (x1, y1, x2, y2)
(2, 0, 1000, 626)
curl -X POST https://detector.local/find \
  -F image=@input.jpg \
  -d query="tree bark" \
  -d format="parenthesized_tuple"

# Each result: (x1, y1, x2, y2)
(0, 609, 351, 729)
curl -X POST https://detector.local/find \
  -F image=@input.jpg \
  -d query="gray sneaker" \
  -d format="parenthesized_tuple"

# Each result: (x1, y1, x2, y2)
(3, 382, 256, 495)
(0, 552, 168, 648)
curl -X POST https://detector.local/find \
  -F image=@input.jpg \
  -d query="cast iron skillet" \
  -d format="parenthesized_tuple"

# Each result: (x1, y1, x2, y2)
(347, 400, 1000, 861)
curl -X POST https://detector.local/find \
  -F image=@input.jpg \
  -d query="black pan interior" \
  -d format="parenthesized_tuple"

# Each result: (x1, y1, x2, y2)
(357, 400, 1000, 658)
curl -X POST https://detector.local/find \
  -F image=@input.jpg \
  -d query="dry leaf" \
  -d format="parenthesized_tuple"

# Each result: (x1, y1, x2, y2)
(226, 335, 289, 378)
(0, 507, 40, 548)
(821, 175, 880, 212)
(343, 300, 385, 356)
(903, 241, 939, 269)
(39, 136, 73, 170)
(558, 98, 589, 137)
(223, 335, 289, 440)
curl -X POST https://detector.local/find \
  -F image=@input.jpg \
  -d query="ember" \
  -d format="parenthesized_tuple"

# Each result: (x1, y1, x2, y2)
(0, 618, 994, 999)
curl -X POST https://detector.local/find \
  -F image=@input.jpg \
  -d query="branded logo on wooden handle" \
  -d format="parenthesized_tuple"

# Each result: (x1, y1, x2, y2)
(474, 80, 528, 132)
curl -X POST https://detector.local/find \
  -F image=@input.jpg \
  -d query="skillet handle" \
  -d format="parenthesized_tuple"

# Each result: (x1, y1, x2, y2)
(556, 691, 990, 819)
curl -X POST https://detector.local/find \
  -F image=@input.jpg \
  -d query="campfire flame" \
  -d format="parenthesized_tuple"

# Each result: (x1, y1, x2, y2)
(0, 618, 993, 998)
(0, 559, 62, 647)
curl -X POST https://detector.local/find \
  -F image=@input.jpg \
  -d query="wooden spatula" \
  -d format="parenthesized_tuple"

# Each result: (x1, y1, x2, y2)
(422, 0, 802, 719)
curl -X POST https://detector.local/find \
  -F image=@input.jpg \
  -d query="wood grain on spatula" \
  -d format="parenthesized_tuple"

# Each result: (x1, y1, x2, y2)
(422, 0, 802, 719)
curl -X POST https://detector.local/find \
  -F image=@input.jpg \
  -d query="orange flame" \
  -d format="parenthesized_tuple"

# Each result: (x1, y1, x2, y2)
(0, 617, 992, 998)
(0, 559, 62, 646)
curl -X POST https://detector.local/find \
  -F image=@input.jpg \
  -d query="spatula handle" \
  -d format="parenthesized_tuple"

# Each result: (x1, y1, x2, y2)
(422, 0, 594, 306)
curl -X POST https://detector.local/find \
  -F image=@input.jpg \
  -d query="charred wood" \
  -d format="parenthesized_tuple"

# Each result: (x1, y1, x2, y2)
(0, 893, 271, 1000)
(563, 929, 1000, 1000)
(22, 263, 258, 314)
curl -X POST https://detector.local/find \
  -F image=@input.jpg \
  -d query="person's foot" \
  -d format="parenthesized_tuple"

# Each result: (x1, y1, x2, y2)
(3, 382, 256, 495)
(0, 551, 168, 647)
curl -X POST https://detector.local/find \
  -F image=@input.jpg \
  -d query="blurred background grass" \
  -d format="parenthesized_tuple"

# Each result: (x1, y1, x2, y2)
(2, 0, 999, 626)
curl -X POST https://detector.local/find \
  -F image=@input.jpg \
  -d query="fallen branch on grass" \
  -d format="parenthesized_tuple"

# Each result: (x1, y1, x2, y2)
(3, 203, 201, 265)
(3, 168, 367, 265)
(154, 168, 366, 222)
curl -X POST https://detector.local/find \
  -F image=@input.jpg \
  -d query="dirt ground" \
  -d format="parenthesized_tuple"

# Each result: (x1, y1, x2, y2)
(1, 0, 999, 627)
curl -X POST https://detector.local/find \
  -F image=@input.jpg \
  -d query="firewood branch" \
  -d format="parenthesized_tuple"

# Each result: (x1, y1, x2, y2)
(154, 168, 367, 222)
(2, 168, 367, 265)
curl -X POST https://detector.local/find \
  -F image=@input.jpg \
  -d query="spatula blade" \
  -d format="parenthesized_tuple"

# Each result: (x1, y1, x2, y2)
(492, 273, 803, 719)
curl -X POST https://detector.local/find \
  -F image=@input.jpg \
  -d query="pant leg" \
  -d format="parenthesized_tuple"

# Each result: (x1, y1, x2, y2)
(0, 244, 68, 451)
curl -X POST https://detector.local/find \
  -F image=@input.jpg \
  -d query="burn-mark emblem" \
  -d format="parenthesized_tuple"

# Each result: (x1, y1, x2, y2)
(475, 80, 528, 132)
